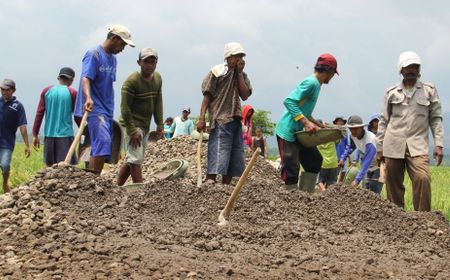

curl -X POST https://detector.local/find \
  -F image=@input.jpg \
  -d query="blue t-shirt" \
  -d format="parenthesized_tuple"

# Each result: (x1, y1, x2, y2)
(275, 75, 321, 142)
(0, 96, 27, 150)
(44, 85, 75, 137)
(75, 45, 117, 119)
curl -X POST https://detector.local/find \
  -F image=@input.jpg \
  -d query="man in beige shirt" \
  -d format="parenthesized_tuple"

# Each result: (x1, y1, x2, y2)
(376, 51, 444, 211)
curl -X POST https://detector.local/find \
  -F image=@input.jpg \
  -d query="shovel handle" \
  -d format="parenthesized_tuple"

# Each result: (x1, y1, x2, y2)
(220, 147, 261, 219)
(196, 131, 203, 187)
(64, 111, 89, 164)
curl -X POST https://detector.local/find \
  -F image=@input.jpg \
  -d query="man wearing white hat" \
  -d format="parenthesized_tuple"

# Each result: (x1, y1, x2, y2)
(74, 24, 135, 174)
(376, 51, 444, 211)
(197, 42, 252, 184)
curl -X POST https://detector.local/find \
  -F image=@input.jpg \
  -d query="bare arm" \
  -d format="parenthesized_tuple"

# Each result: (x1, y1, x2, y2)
(197, 94, 210, 132)
(237, 72, 251, 101)
(236, 58, 251, 100)
(19, 125, 30, 158)
(82, 77, 93, 112)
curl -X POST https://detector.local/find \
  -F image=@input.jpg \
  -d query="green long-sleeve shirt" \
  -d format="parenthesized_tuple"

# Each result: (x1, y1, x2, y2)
(119, 71, 163, 135)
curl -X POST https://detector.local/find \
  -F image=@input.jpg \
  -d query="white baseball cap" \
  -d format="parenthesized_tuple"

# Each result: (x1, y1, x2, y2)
(224, 42, 246, 59)
(139, 48, 158, 60)
(108, 24, 135, 47)
(397, 51, 421, 73)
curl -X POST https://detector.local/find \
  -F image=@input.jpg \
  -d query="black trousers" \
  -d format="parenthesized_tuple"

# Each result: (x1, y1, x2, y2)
(277, 135, 323, 185)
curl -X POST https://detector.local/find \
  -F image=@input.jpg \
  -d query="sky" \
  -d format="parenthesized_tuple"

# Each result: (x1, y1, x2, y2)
(1, 0, 449, 147)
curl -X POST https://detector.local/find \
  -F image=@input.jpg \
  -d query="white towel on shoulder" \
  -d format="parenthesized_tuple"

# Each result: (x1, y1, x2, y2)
(211, 63, 228, 78)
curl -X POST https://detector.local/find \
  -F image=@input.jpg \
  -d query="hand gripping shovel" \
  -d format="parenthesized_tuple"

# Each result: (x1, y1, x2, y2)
(196, 132, 203, 187)
(64, 111, 89, 164)
(217, 147, 261, 227)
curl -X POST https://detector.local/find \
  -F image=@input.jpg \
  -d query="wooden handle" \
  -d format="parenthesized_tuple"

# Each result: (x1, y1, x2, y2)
(379, 162, 386, 183)
(221, 147, 261, 218)
(196, 132, 203, 187)
(64, 111, 88, 164)
(337, 166, 343, 183)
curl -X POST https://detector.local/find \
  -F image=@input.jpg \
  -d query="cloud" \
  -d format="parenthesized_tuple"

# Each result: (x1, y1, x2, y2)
(0, 0, 449, 137)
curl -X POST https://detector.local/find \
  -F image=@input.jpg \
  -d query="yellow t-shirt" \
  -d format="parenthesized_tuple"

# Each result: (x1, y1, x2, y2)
(317, 141, 338, 169)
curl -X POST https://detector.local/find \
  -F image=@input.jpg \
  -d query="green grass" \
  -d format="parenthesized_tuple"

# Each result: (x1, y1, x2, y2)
(3, 143, 45, 190)
(381, 166, 450, 219)
(3, 144, 450, 220)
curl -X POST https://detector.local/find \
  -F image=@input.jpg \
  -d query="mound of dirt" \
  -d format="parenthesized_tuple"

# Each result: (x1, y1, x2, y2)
(0, 136, 449, 279)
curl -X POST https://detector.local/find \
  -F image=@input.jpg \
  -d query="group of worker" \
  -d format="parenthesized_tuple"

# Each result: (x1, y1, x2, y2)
(0, 24, 444, 213)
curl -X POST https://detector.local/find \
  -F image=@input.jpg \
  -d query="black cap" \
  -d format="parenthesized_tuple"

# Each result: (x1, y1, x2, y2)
(58, 67, 75, 79)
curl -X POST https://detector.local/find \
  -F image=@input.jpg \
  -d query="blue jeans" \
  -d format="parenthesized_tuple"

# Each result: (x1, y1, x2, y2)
(0, 148, 13, 174)
(207, 119, 245, 177)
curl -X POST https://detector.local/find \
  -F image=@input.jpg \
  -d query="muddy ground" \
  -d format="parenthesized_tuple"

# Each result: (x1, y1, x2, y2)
(0, 136, 449, 279)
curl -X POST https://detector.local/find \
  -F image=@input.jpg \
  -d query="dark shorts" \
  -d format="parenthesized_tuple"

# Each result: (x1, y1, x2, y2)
(44, 137, 76, 165)
(318, 167, 337, 185)
(207, 119, 245, 177)
(364, 168, 383, 194)
(88, 115, 113, 157)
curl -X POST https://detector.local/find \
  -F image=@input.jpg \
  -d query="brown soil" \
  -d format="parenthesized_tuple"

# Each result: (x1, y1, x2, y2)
(0, 136, 449, 279)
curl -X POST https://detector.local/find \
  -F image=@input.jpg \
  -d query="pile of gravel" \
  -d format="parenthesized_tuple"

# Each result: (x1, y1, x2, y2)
(0, 136, 448, 279)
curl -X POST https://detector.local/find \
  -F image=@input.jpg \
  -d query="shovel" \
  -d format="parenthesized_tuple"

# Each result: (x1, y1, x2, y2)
(336, 166, 343, 184)
(64, 111, 88, 164)
(378, 162, 386, 183)
(217, 147, 261, 227)
(196, 131, 203, 187)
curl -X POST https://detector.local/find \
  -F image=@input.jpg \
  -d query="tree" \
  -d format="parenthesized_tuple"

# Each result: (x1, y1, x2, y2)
(252, 110, 276, 136)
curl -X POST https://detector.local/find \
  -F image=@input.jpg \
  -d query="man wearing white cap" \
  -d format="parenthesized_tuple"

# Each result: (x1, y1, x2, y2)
(74, 24, 135, 174)
(197, 42, 252, 184)
(172, 106, 194, 138)
(117, 48, 163, 186)
(376, 51, 444, 211)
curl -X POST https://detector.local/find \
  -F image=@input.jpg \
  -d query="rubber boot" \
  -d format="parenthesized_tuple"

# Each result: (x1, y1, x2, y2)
(299, 171, 318, 193)
(284, 183, 298, 192)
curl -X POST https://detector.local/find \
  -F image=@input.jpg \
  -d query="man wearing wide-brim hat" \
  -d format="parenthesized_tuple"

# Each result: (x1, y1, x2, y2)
(338, 115, 379, 191)
(376, 51, 444, 211)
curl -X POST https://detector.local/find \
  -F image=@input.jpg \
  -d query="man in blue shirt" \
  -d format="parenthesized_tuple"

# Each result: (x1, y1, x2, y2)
(0, 79, 30, 193)
(74, 24, 135, 174)
(32, 67, 80, 166)
(275, 53, 338, 192)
